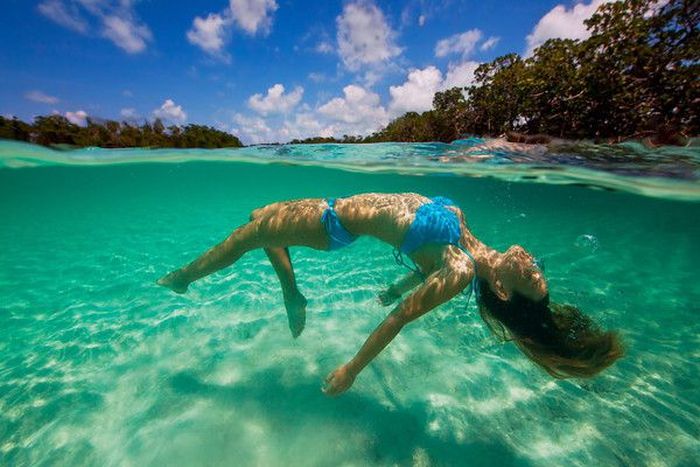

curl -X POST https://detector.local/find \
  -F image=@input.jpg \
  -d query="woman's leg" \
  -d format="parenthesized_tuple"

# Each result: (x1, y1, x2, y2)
(265, 247, 307, 338)
(158, 199, 325, 338)
(157, 221, 261, 293)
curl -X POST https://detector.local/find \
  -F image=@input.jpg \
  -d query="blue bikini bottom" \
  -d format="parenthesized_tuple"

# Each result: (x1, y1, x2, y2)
(321, 198, 357, 250)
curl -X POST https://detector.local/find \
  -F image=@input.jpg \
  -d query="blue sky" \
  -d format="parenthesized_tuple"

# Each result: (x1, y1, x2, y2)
(0, 0, 610, 143)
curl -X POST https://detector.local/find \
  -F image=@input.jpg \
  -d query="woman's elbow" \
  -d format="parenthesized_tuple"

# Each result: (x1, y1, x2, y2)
(386, 312, 409, 329)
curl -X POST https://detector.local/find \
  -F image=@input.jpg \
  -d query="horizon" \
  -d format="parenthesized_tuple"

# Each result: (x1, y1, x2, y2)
(2, 1, 617, 144)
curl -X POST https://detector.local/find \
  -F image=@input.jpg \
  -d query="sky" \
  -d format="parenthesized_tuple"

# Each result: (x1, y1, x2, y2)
(0, 0, 612, 144)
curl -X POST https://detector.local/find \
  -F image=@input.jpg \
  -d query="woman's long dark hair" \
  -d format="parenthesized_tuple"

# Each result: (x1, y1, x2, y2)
(476, 278, 623, 378)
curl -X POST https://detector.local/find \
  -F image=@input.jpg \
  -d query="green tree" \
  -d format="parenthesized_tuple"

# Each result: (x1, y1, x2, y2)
(524, 39, 585, 137)
(0, 116, 31, 142)
(581, 0, 699, 137)
(467, 53, 528, 135)
(32, 115, 79, 146)
(432, 87, 468, 141)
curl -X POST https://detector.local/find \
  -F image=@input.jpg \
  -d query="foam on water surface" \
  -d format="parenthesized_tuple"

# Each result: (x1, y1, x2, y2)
(0, 142, 699, 466)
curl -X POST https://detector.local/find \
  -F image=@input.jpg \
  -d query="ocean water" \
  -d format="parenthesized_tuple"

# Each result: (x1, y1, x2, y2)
(1, 140, 699, 466)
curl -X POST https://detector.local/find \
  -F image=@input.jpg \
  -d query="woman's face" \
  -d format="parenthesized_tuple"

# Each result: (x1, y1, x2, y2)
(501, 245, 548, 301)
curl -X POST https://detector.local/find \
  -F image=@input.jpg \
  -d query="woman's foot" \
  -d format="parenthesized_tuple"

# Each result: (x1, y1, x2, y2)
(156, 271, 189, 294)
(284, 292, 307, 338)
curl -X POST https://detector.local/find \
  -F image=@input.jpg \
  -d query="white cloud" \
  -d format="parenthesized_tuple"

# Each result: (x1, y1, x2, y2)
(231, 111, 329, 144)
(186, 0, 277, 59)
(525, 0, 612, 56)
(25, 90, 60, 105)
(480, 36, 500, 51)
(386, 61, 479, 116)
(233, 85, 391, 143)
(418, 14, 426, 27)
(318, 85, 389, 136)
(336, 1, 401, 71)
(279, 113, 331, 140)
(314, 41, 334, 54)
(65, 110, 88, 126)
(153, 99, 187, 123)
(232, 113, 275, 144)
(102, 14, 151, 53)
(187, 13, 231, 57)
(308, 72, 326, 83)
(38, 0, 88, 33)
(388, 66, 443, 115)
(120, 107, 138, 120)
(443, 61, 479, 90)
(248, 84, 303, 116)
(435, 29, 482, 58)
(361, 70, 385, 88)
(37, 0, 152, 54)
(229, 0, 278, 35)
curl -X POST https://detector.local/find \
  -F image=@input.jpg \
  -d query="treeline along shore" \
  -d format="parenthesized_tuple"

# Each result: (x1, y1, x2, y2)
(0, 116, 243, 149)
(1, 0, 697, 149)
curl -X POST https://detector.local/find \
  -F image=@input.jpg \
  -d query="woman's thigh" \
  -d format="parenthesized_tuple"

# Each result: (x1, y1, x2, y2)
(255, 199, 329, 250)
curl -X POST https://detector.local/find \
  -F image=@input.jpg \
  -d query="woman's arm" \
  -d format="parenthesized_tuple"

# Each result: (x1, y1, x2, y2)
(377, 271, 423, 306)
(323, 267, 470, 395)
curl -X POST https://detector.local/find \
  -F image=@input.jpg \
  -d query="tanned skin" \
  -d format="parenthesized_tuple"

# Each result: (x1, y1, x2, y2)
(157, 193, 548, 396)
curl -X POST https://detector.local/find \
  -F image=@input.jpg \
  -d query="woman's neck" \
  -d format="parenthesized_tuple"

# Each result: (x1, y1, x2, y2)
(462, 235, 501, 283)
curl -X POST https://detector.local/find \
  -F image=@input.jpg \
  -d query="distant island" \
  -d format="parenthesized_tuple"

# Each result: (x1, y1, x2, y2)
(0, 116, 242, 149)
(1, 0, 695, 149)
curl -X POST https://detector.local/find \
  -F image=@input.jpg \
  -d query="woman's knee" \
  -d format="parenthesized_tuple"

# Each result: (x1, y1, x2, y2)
(249, 208, 262, 221)
(249, 202, 283, 222)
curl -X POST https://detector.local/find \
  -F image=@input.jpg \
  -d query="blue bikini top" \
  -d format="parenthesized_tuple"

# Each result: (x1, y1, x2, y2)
(394, 196, 479, 307)
(400, 196, 461, 255)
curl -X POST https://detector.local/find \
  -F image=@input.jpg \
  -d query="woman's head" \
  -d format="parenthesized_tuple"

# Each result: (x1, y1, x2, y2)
(476, 277, 624, 379)
(492, 245, 548, 302)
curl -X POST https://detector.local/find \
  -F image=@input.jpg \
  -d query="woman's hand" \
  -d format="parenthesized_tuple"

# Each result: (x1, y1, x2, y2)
(377, 288, 399, 306)
(322, 364, 356, 396)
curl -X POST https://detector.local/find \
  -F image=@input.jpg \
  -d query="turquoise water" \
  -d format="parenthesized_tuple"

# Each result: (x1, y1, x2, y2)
(1, 140, 699, 466)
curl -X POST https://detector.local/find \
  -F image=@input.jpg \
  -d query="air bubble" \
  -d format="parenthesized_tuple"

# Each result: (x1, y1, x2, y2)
(574, 234, 599, 251)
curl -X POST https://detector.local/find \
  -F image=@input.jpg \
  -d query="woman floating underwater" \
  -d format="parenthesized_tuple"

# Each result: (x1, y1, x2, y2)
(157, 193, 623, 395)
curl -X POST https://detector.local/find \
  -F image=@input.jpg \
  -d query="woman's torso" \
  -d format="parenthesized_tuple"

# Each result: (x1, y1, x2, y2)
(255, 193, 474, 269)
(333, 193, 432, 247)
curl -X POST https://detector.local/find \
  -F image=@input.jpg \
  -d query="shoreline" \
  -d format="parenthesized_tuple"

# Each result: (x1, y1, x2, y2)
(1, 133, 698, 152)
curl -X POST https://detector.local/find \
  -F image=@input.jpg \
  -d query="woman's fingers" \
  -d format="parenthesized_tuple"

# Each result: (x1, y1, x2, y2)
(378, 290, 396, 306)
(322, 368, 344, 395)
(322, 365, 355, 396)
(322, 379, 337, 395)
(322, 371, 335, 393)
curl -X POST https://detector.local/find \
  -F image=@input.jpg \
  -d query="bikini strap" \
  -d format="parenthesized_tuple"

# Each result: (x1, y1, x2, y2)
(393, 248, 426, 281)
(459, 245, 476, 267)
